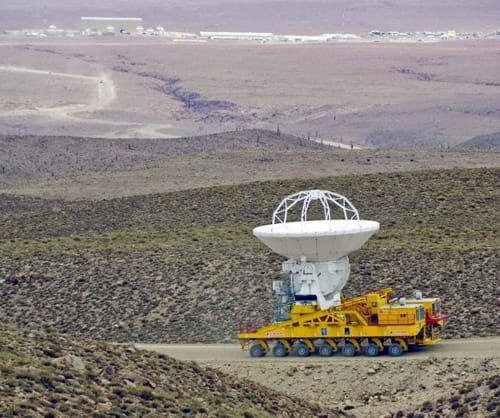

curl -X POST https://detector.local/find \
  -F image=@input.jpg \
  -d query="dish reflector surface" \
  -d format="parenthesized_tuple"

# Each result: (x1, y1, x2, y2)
(253, 219, 379, 261)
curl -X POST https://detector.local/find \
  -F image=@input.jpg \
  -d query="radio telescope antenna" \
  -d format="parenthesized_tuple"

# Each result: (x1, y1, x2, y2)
(254, 189, 379, 309)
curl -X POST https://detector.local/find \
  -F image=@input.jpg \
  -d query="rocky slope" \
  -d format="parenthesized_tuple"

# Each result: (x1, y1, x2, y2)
(0, 168, 498, 342)
(457, 131, 500, 150)
(209, 355, 500, 417)
(4, 148, 499, 201)
(0, 129, 326, 185)
(0, 326, 337, 417)
(407, 374, 499, 417)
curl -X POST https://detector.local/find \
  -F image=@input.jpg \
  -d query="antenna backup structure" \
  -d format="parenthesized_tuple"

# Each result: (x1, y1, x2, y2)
(238, 189, 448, 358)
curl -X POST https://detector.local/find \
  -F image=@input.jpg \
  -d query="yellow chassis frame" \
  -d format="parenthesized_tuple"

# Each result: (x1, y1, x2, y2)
(238, 288, 444, 353)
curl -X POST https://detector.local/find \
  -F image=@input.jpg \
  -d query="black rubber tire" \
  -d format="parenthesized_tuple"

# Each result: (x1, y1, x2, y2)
(388, 342, 404, 357)
(318, 344, 334, 357)
(364, 343, 380, 357)
(272, 342, 288, 357)
(296, 342, 311, 357)
(250, 344, 266, 358)
(341, 343, 357, 357)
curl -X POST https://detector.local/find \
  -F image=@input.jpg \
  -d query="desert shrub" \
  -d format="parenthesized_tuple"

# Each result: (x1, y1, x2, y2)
(420, 400, 433, 412)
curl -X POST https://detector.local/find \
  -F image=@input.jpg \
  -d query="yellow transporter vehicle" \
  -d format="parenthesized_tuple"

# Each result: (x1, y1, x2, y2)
(238, 288, 448, 357)
(237, 189, 448, 358)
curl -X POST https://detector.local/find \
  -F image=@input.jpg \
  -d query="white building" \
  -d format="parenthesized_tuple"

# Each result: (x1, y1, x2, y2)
(200, 31, 274, 41)
(81, 17, 143, 34)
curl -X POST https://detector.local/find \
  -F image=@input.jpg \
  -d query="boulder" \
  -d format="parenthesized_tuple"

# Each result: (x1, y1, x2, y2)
(51, 354, 85, 370)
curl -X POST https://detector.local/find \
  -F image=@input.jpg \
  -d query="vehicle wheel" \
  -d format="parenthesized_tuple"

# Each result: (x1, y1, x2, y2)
(364, 343, 380, 357)
(318, 343, 334, 357)
(388, 342, 404, 357)
(250, 343, 266, 358)
(272, 342, 288, 357)
(341, 343, 357, 357)
(296, 342, 311, 357)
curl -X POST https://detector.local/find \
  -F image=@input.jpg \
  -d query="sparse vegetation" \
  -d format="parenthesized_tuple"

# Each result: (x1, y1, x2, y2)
(407, 374, 500, 417)
(2, 144, 498, 200)
(0, 168, 498, 342)
(212, 356, 500, 416)
(0, 326, 337, 417)
(0, 129, 326, 186)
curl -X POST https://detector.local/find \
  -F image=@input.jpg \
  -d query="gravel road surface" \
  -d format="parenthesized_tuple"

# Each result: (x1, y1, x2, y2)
(136, 337, 500, 362)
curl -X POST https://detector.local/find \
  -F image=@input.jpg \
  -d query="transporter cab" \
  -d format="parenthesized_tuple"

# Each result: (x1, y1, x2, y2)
(237, 189, 448, 357)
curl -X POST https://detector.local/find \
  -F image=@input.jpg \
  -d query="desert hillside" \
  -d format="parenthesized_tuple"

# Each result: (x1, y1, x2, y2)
(209, 351, 499, 416)
(457, 131, 500, 149)
(0, 129, 326, 185)
(0, 168, 497, 343)
(0, 326, 335, 417)
(2, 2, 499, 415)
(1, 131, 499, 200)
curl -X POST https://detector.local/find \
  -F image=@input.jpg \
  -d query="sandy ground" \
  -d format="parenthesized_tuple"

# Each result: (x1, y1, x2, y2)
(0, 64, 114, 112)
(137, 338, 500, 416)
(0, 40, 499, 146)
(0, 64, 176, 138)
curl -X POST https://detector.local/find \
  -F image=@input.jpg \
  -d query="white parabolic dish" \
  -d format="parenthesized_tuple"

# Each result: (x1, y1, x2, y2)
(253, 219, 380, 262)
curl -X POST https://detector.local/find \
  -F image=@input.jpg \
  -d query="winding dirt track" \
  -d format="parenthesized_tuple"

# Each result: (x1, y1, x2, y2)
(136, 337, 500, 363)
(0, 65, 115, 113)
(0, 65, 174, 138)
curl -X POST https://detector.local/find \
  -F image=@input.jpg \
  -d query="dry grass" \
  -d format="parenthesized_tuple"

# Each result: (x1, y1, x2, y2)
(0, 129, 325, 185)
(0, 168, 498, 343)
(0, 326, 336, 417)
(2, 147, 499, 200)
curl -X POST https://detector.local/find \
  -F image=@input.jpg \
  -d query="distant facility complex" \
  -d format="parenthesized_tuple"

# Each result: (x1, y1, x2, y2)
(3, 17, 498, 42)
(80, 17, 143, 34)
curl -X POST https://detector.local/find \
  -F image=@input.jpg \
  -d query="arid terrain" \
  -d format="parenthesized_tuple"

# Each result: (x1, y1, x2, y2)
(1, 137, 499, 416)
(1, 130, 499, 200)
(141, 340, 500, 417)
(1, 39, 499, 147)
(0, 326, 337, 417)
(0, 130, 327, 186)
(205, 352, 500, 417)
(1, 1, 500, 411)
(2, 325, 498, 416)
(1, 168, 498, 344)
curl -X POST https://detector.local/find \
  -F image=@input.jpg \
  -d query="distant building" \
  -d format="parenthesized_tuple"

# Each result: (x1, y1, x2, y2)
(46, 24, 65, 36)
(81, 17, 143, 34)
(200, 32, 274, 41)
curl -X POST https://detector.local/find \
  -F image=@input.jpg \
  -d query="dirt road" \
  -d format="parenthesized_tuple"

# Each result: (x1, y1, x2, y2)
(0, 65, 174, 138)
(0, 65, 115, 116)
(136, 337, 500, 362)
